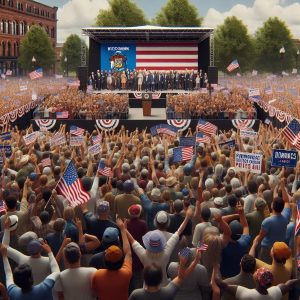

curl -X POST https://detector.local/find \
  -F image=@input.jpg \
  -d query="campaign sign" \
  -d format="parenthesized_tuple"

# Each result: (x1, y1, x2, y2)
(240, 130, 257, 139)
(235, 151, 262, 174)
(219, 140, 236, 149)
(1, 132, 11, 141)
(88, 143, 101, 156)
(179, 137, 196, 147)
(0, 145, 12, 157)
(100, 43, 136, 72)
(70, 136, 84, 147)
(271, 149, 298, 168)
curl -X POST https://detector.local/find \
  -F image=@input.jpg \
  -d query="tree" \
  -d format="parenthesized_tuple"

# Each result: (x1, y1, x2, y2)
(255, 17, 296, 73)
(215, 16, 254, 72)
(18, 25, 55, 71)
(154, 0, 202, 27)
(61, 34, 87, 73)
(95, 0, 147, 26)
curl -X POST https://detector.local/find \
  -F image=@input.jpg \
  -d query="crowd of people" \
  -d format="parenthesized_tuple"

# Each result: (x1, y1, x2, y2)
(34, 90, 129, 120)
(167, 89, 257, 119)
(89, 69, 208, 91)
(0, 120, 299, 300)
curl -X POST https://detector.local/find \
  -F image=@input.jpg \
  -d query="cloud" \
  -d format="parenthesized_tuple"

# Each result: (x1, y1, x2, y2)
(57, 0, 109, 42)
(203, 0, 300, 38)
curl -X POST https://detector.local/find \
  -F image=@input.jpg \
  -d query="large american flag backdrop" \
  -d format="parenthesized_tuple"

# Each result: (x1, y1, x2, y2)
(136, 42, 198, 71)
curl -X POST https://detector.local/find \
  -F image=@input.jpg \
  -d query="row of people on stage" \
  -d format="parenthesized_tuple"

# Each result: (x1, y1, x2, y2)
(89, 69, 208, 91)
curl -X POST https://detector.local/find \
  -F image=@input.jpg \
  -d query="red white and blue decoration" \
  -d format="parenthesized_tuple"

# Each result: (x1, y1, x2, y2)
(96, 119, 119, 131)
(231, 119, 255, 129)
(167, 119, 191, 132)
(133, 92, 162, 100)
(35, 119, 57, 131)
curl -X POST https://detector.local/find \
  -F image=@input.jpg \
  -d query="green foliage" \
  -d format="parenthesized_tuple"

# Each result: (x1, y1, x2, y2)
(215, 16, 254, 72)
(61, 34, 87, 72)
(18, 25, 55, 71)
(255, 17, 296, 73)
(154, 0, 202, 26)
(95, 0, 147, 26)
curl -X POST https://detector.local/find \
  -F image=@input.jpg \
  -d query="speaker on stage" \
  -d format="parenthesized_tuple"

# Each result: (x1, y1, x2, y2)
(77, 66, 88, 91)
(208, 66, 218, 84)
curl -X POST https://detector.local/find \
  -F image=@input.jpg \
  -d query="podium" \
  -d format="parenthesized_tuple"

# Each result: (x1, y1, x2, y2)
(142, 93, 152, 116)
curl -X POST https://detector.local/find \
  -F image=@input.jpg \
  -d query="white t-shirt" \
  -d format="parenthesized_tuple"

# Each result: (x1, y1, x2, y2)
(54, 267, 97, 300)
(236, 286, 282, 300)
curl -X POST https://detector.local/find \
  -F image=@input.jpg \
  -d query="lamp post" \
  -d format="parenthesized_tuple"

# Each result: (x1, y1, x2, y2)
(31, 56, 36, 71)
(296, 49, 300, 70)
(279, 46, 285, 74)
(64, 56, 68, 77)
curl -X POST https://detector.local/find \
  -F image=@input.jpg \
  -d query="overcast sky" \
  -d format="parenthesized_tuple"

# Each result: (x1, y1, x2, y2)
(38, 0, 300, 42)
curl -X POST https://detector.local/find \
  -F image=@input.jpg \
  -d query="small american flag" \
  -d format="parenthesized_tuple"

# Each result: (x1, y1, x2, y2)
(98, 160, 112, 177)
(173, 146, 193, 163)
(197, 241, 208, 251)
(42, 157, 51, 167)
(197, 119, 217, 136)
(196, 133, 210, 144)
(57, 160, 90, 207)
(178, 247, 191, 259)
(92, 135, 102, 145)
(70, 125, 84, 136)
(283, 119, 300, 150)
(29, 68, 43, 80)
(157, 124, 177, 137)
(295, 200, 300, 236)
(0, 200, 6, 214)
(227, 59, 239, 72)
(56, 111, 69, 119)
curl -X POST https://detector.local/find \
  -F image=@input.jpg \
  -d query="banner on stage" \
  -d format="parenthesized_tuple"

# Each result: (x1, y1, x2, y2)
(235, 151, 262, 174)
(271, 149, 298, 168)
(100, 43, 136, 72)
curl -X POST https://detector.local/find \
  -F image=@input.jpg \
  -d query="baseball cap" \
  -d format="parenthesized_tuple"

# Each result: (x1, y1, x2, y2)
(27, 240, 42, 255)
(123, 180, 134, 192)
(105, 245, 123, 263)
(214, 197, 224, 206)
(8, 215, 18, 231)
(229, 220, 243, 241)
(96, 201, 110, 214)
(151, 188, 161, 200)
(102, 227, 119, 244)
(182, 188, 189, 198)
(255, 198, 267, 210)
(128, 204, 142, 218)
(154, 211, 170, 228)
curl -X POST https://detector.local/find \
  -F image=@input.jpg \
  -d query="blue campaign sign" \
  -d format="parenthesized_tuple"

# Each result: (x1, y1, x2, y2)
(0, 145, 12, 157)
(179, 137, 196, 147)
(100, 43, 136, 72)
(219, 140, 236, 149)
(271, 149, 298, 168)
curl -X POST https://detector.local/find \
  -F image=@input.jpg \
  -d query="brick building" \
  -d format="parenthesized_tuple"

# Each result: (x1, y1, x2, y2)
(0, 0, 57, 75)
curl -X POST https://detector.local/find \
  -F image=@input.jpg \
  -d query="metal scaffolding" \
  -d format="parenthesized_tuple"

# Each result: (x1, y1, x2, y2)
(80, 38, 87, 67)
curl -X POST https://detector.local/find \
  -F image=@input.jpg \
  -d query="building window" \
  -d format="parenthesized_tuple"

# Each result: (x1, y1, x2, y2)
(2, 41, 6, 56)
(7, 0, 13, 7)
(0, 0, 5, 5)
(7, 42, 11, 56)
(4, 21, 8, 34)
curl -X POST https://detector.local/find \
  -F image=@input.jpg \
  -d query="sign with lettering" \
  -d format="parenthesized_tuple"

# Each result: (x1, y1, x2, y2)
(235, 151, 262, 174)
(271, 149, 298, 168)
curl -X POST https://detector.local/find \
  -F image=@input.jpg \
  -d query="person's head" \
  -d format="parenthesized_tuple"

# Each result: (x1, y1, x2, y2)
(143, 264, 163, 287)
(229, 220, 243, 241)
(104, 245, 124, 270)
(150, 188, 161, 202)
(39, 211, 50, 225)
(63, 206, 75, 221)
(255, 198, 267, 211)
(81, 176, 93, 192)
(123, 180, 134, 193)
(271, 242, 291, 264)
(13, 264, 33, 292)
(5, 195, 17, 210)
(128, 204, 142, 219)
(173, 199, 183, 213)
(27, 240, 42, 256)
(201, 206, 211, 222)
(240, 254, 256, 274)
(63, 242, 81, 265)
(154, 211, 170, 230)
(272, 197, 284, 213)
(53, 218, 65, 233)
(247, 180, 258, 194)
(254, 267, 273, 289)
(96, 201, 110, 217)
(227, 194, 238, 208)
(143, 230, 167, 253)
